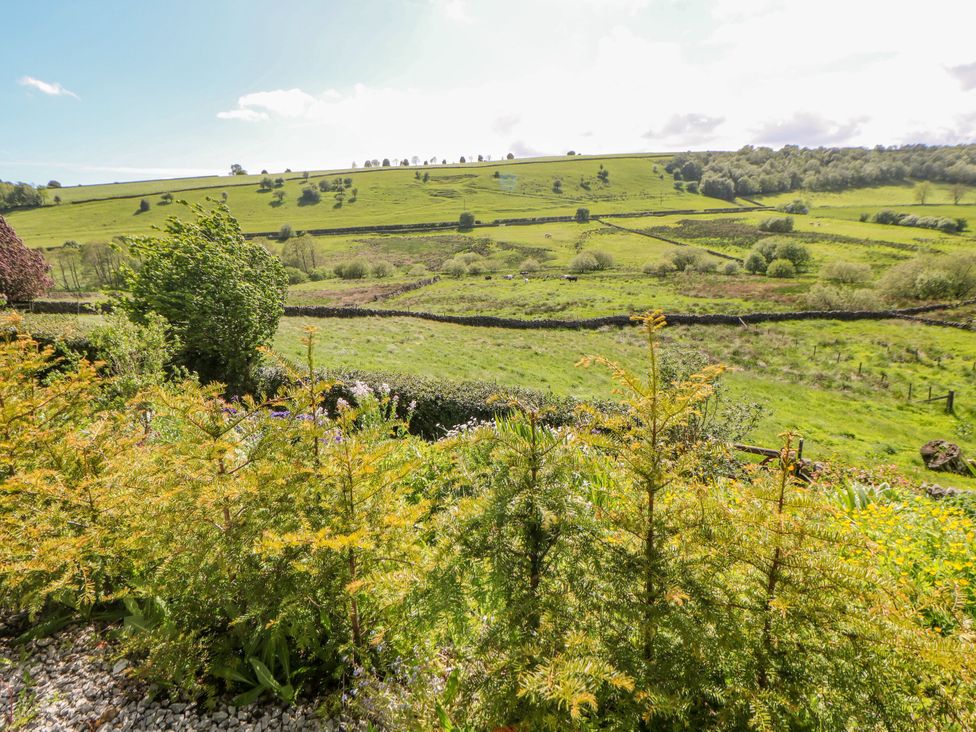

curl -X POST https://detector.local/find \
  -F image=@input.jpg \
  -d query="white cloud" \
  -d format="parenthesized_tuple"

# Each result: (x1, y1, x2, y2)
(210, 0, 976, 172)
(217, 108, 269, 122)
(18, 76, 79, 99)
(948, 61, 976, 91)
(218, 88, 318, 121)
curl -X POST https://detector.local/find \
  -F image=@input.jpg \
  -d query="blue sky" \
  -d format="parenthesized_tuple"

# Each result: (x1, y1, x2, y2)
(3, 0, 976, 185)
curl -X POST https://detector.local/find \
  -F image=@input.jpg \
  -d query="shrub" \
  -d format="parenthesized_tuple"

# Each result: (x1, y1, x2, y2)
(334, 258, 370, 280)
(685, 180, 699, 194)
(777, 199, 809, 214)
(372, 260, 395, 278)
(520, 258, 541, 273)
(122, 202, 287, 391)
(744, 251, 767, 274)
(880, 252, 976, 300)
(408, 264, 429, 276)
(459, 211, 475, 230)
(575, 207, 590, 223)
(0, 216, 54, 301)
(723, 261, 739, 275)
(643, 261, 674, 276)
(89, 311, 178, 401)
(138, 198, 150, 213)
(444, 258, 468, 277)
(279, 223, 294, 240)
(771, 239, 811, 272)
(766, 258, 796, 278)
(569, 252, 599, 273)
(309, 267, 332, 281)
(283, 265, 309, 284)
(822, 260, 871, 284)
(670, 248, 703, 272)
(700, 174, 735, 201)
(759, 216, 794, 233)
(803, 284, 881, 311)
(591, 250, 614, 270)
(298, 187, 321, 205)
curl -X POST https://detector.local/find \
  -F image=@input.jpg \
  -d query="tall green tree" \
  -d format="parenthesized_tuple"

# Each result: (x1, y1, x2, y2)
(121, 201, 287, 391)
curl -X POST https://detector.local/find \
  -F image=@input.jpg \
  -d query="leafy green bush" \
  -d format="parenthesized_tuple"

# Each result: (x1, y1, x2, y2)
(568, 252, 599, 273)
(520, 257, 541, 273)
(308, 267, 332, 281)
(802, 283, 882, 310)
(575, 207, 590, 223)
(371, 260, 395, 278)
(121, 202, 287, 391)
(744, 251, 767, 274)
(283, 266, 309, 285)
(458, 211, 475, 230)
(766, 258, 796, 278)
(880, 252, 976, 300)
(334, 258, 370, 280)
(591, 250, 614, 270)
(777, 199, 809, 214)
(758, 216, 794, 233)
(822, 260, 872, 284)
(723, 261, 739, 275)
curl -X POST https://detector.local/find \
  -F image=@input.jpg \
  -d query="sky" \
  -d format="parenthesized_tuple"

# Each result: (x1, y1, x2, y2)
(3, 0, 976, 186)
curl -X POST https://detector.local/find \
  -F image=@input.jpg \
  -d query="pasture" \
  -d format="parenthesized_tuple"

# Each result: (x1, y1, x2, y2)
(12, 163, 976, 486)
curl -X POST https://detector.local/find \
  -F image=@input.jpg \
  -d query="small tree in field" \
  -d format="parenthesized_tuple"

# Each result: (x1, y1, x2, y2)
(459, 211, 476, 230)
(121, 202, 287, 391)
(575, 207, 590, 223)
(0, 216, 53, 302)
(915, 181, 932, 205)
(138, 198, 150, 213)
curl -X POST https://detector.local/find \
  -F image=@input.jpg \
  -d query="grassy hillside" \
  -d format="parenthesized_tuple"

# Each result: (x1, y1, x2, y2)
(9, 154, 742, 248)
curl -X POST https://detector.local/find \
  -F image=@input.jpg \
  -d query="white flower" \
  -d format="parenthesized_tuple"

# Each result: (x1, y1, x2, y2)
(336, 398, 350, 411)
(378, 382, 391, 397)
(350, 380, 372, 400)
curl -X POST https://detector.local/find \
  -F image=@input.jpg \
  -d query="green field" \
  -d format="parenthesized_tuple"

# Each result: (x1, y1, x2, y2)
(10, 161, 976, 487)
(8, 155, 742, 248)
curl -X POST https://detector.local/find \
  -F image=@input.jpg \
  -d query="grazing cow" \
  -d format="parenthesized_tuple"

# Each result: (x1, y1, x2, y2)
(563, 275, 578, 282)
(544, 233, 553, 239)
(504, 274, 514, 280)
(485, 275, 492, 280)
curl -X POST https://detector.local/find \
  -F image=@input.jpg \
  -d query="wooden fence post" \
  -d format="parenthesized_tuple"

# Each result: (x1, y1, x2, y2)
(908, 383, 913, 400)
(946, 391, 955, 413)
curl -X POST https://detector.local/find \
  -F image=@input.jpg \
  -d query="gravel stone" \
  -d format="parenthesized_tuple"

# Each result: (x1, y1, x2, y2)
(0, 619, 336, 731)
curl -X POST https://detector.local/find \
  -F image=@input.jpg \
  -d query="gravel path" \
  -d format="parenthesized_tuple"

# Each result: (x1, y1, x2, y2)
(0, 618, 341, 731)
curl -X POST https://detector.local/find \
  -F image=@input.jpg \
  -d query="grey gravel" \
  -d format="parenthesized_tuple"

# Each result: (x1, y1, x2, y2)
(0, 622, 340, 731)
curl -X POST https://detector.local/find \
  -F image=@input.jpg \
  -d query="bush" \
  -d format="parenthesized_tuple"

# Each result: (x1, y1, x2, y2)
(444, 258, 468, 277)
(408, 264, 429, 277)
(643, 261, 674, 276)
(0, 216, 54, 301)
(279, 223, 294, 240)
(459, 211, 475, 230)
(880, 252, 976, 300)
(591, 250, 614, 270)
(122, 202, 287, 391)
(700, 174, 735, 201)
(89, 311, 178, 401)
(777, 199, 809, 215)
(520, 258, 541, 273)
(138, 198, 150, 213)
(771, 239, 811, 272)
(298, 187, 321, 205)
(575, 207, 590, 223)
(670, 248, 704, 272)
(685, 180, 699, 194)
(822, 260, 871, 284)
(309, 267, 332, 281)
(334, 258, 370, 280)
(766, 258, 796, 278)
(723, 261, 739, 275)
(759, 216, 794, 233)
(372, 260, 395, 278)
(744, 251, 767, 274)
(283, 266, 309, 285)
(569, 252, 600, 273)
(803, 284, 882, 311)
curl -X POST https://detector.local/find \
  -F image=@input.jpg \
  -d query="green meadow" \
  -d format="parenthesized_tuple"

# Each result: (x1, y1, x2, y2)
(11, 161, 976, 486)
